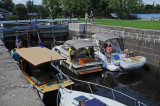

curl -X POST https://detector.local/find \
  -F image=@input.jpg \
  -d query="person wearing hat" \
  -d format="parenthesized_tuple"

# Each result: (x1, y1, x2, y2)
(106, 43, 112, 63)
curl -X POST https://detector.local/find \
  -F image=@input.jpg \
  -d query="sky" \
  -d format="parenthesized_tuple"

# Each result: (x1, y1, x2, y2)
(13, 0, 160, 5)
(143, 0, 160, 4)
(13, 0, 42, 5)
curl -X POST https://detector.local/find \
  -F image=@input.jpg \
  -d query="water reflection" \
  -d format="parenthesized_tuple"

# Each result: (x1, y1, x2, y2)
(60, 65, 160, 106)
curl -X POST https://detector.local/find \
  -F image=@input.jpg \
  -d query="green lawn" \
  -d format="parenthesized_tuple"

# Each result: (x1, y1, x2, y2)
(79, 18, 160, 30)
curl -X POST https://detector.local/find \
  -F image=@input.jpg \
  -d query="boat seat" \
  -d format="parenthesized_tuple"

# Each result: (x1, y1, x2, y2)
(50, 72, 57, 79)
(31, 76, 41, 84)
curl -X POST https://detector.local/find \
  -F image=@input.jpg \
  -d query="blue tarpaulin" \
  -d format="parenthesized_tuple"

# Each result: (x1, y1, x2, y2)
(74, 95, 88, 102)
(114, 55, 120, 60)
(86, 98, 106, 106)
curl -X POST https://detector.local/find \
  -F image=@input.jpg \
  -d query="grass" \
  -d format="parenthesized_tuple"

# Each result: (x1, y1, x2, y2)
(79, 18, 160, 30)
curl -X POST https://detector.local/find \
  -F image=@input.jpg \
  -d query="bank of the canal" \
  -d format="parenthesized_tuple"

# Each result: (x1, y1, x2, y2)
(0, 39, 44, 106)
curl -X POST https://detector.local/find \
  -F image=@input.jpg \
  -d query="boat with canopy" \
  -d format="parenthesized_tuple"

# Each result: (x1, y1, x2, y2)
(52, 39, 103, 75)
(15, 47, 73, 99)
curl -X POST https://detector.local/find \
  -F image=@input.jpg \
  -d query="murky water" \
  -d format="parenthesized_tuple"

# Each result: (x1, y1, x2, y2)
(43, 64, 160, 106)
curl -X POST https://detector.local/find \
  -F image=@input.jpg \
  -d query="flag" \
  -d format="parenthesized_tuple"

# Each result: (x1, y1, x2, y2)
(37, 32, 43, 48)
(15, 36, 19, 48)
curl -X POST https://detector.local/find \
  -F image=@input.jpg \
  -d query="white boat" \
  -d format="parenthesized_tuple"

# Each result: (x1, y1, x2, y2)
(52, 39, 103, 75)
(92, 33, 146, 71)
(56, 73, 147, 106)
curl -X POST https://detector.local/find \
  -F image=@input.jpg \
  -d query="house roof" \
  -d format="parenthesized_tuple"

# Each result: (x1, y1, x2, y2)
(0, 8, 10, 13)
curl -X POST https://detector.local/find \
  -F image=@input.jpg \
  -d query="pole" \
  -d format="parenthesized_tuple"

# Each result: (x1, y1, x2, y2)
(26, 20, 29, 47)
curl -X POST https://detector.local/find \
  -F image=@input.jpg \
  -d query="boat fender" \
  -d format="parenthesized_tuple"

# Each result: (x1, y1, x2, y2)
(114, 61, 120, 66)
(60, 60, 63, 65)
(69, 63, 73, 70)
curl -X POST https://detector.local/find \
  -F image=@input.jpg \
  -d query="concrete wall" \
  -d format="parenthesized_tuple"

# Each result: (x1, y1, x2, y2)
(0, 40, 44, 106)
(0, 28, 3, 39)
(69, 23, 160, 68)
(84, 24, 160, 68)
(69, 23, 90, 39)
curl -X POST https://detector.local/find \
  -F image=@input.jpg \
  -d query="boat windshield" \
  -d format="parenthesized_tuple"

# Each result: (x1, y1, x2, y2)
(100, 39, 123, 54)
(108, 39, 122, 53)
(62, 43, 69, 51)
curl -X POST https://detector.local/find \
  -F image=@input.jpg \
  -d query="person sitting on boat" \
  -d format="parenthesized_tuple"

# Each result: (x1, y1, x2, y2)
(12, 48, 19, 61)
(124, 48, 129, 58)
(79, 100, 86, 106)
(106, 43, 112, 63)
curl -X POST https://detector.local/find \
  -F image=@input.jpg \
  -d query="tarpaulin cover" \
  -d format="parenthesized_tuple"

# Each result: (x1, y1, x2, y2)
(16, 47, 66, 66)
(65, 40, 98, 49)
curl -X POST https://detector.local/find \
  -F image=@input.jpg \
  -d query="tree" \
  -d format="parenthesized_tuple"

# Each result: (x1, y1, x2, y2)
(42, 0, 61, 18)
(36, 5, 49, 18)
(0, 0, 14, 12)
(108, 0, 143, 19)
(13, 4, 29, 20)
(26, 0, 34, 13)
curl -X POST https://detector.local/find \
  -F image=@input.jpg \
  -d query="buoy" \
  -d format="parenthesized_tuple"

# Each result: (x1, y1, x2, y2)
(69, 63, 73, 70)
(60, 60, 63, 65)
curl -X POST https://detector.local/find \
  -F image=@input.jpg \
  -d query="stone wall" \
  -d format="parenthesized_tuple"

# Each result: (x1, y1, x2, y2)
(0, 40, 44, 106)
(84, 24, 160, 68)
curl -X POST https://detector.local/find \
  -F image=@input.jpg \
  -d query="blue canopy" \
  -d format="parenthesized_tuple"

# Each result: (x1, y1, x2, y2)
(86, 98, 106, 106)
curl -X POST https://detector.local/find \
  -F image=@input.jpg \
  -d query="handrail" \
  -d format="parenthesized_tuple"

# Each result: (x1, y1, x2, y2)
(55, 64, 147, 106)
(67, 75, 147, 106)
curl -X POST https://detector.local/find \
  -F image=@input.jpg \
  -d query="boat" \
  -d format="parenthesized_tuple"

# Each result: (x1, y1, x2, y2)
(56, 73, 147, 106)
(52, 39, 103, 75)
(14, 47, 73, 99)
(92, 33, 146, 71)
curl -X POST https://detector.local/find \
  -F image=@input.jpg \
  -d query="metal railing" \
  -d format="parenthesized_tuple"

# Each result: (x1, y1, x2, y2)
(53, 61, 147, 106)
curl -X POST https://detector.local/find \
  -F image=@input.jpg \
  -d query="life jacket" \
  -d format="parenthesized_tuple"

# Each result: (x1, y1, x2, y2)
(88, 47, 90, 55)
(69, 47, 72, 55)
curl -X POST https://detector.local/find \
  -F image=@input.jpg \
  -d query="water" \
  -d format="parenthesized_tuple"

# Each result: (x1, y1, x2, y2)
(136, 13, 160, 20)
(43, 64, 160, 106)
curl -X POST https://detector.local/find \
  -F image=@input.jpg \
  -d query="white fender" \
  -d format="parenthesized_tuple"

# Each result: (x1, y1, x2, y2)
(60, 60, 63, 65)
(69, 63, 73, 70)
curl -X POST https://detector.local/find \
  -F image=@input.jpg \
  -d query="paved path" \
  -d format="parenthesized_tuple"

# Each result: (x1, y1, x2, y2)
(0, 40, 44, 106)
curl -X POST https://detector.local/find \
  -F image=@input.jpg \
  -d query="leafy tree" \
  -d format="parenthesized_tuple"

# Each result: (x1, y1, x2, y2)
(36, 5, 49, 18)
(13, 4, 29, 20)
(42, 0, 61, 18)
(108, 0, 143, 19)
(0, 0, 14, 12)
(26, 0, 34, 13)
